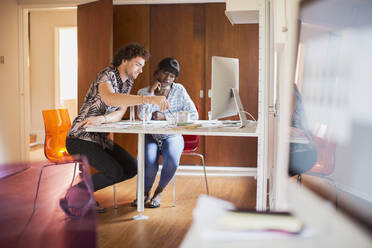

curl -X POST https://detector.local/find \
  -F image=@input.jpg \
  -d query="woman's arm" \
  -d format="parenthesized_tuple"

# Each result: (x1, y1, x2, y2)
(180, 87, 198, 120)
(98, 82, 169, 111)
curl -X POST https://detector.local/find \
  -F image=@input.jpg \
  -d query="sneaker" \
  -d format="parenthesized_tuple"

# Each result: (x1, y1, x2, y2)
(60, 184, 92, 218)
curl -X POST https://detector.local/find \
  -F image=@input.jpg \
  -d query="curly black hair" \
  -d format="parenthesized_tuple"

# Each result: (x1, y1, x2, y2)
(112, 43, 150, 67)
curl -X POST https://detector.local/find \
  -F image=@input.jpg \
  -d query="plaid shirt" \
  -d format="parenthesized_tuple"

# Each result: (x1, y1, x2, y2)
(291, 84, 315, 153)
(137, 82, 198, 141)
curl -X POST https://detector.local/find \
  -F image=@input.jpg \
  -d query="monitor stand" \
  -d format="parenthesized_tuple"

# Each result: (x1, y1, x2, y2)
(231, 88, 248, 128)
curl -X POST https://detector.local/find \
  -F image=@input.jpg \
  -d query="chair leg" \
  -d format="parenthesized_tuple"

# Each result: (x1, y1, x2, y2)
(33, 164, 58, 211)
(70, 162, 78, 188)
(33, 166, 46, 211)
(113, 184, 117, 209)
(199, 154, 209, 196)
(182, 152, 209, 195)
(21, 164, 55, 239)
(297, 174, 302, 184)
(172, 175, 176, 207)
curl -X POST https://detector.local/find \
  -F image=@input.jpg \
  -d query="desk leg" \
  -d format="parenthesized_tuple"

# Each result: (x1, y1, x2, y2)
(256, 133, 267, 211)
(133, 133, 148, 220)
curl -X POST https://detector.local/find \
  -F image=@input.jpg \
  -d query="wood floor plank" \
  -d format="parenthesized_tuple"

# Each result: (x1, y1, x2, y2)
(95, 175, 256, 248)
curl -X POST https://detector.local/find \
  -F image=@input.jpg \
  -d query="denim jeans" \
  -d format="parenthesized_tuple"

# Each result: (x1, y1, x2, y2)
(145, 134, 184, 192)
(289, 146, 317, 177)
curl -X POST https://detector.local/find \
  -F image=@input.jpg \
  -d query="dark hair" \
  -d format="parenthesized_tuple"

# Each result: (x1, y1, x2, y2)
(112, 43, 150, 67)
(154, 57, 180, 77)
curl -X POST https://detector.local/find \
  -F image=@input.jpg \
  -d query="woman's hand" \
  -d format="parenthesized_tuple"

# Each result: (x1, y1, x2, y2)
(152, 111, 166, 120)
(77, 115, 105, 128)
(149, 80, 161, 94)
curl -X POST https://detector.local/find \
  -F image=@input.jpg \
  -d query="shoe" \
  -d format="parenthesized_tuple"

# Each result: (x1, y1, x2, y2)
(59, 184, 92, 218)
(130, 194, 150, 207)
(96, 201, 106, 213)
(145, 189, 162, 208)
(145, 198, 161, 208)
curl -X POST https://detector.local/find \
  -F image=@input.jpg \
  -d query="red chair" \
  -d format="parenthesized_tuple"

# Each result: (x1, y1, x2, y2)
(297, 136, 336, 180)
(298, 135, 338, 206)
(308, 136, 336, 175)
(171, 108, 209, 207)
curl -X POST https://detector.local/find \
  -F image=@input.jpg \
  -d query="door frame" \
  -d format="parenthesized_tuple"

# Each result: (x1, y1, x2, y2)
(17, 2, 92, 161)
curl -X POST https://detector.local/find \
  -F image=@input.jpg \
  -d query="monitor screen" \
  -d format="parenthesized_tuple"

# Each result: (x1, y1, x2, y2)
(210, 56, 239, 120)
(292, 0, 372, 230)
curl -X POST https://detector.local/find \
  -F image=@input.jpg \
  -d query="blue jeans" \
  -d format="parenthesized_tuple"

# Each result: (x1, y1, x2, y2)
(145, 134, 184, 192)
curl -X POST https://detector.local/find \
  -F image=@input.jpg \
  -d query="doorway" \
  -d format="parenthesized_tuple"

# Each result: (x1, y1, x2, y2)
(55, 26, 78, 120)
(27, 9, 77, 161)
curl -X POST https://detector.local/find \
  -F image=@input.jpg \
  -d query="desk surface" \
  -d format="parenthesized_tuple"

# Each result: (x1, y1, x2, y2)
(87, 120, 267, 211)
(86, 120, 258, 137)
(181, 181, 372, 247)
(86, 119, 265, 214)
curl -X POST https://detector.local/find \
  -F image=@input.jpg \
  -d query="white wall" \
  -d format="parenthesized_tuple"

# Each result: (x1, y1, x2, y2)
(29, 9, 76, 143)
(0, 0, 21, 164)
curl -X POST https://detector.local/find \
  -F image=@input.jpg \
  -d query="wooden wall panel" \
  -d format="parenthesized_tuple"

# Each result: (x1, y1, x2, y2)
(77, 0, 112, 109)
(204, 3, 258, 166)
(113, 5, 150, 157)
(150, 4, 205, 165)
(112, 3, 259, 166)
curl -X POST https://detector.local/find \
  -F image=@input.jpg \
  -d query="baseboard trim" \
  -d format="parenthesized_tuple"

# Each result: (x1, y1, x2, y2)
(158, 165, 257, 177)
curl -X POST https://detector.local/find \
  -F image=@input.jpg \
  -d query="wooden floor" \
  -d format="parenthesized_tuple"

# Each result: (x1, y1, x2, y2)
(95, 175, 257, 248)
(29, 146, 257, 248)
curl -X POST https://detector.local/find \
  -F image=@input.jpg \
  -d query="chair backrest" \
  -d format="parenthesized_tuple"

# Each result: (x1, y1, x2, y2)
(308, 136, 336, 175)
(42, 109, 74, 163)
(182, 105, 200, 153)
(182, 134, 200, 153)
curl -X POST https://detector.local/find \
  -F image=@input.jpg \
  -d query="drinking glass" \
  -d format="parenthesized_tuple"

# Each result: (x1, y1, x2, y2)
(143, 104, 152, 125)
(130, 106, 135, 122)
(166, 110, 176, 126)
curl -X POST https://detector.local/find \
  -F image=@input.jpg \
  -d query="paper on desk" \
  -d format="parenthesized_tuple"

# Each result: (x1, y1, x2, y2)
(192, 195, 311, 241)
(99, 123, 132, 128)
(192, 195, 236, 224)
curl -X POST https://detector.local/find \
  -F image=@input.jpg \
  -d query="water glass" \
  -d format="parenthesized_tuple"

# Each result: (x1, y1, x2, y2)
(130, 106, 135, 122)
(143, 104, 152, 125)
(166, 114, 176, 126)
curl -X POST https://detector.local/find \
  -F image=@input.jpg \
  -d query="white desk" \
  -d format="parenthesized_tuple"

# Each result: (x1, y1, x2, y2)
(86, 120, 261, 219)
(181, 180, 372, 247)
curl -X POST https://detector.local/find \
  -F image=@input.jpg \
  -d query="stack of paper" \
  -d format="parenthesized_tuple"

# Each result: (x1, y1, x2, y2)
(217, 210, 304, 233)
(191, 195, 307, 241)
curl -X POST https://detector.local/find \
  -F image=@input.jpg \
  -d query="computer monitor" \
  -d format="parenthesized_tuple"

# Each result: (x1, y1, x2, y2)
(287, 0, 372, 232)
(210, 56, 248, 127)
